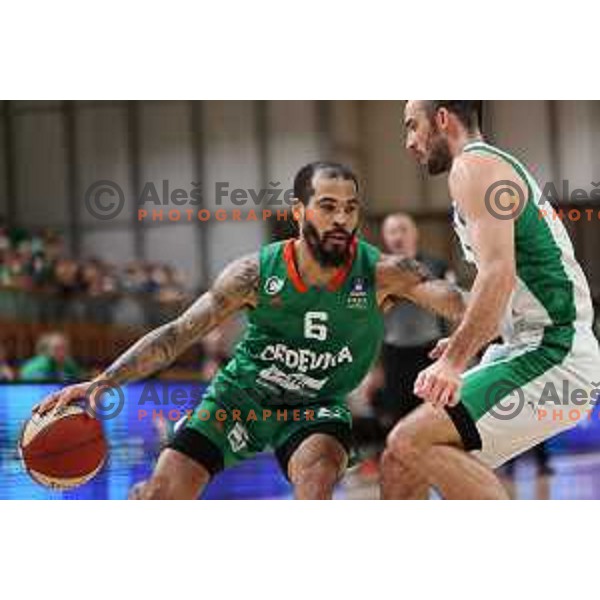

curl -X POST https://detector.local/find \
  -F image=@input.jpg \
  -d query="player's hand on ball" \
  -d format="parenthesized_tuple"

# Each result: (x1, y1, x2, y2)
(414, 358, 462, 408)
(32, 380, 101, 417)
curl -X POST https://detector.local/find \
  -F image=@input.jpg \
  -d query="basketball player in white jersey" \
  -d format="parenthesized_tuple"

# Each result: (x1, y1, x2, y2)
(381, 100, 600, 499)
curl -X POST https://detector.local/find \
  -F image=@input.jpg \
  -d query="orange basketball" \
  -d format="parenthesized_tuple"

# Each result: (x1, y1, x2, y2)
(19, 405, 107, 489)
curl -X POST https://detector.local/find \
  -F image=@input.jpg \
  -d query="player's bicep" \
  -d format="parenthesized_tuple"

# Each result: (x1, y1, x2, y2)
(211, 252, 260, 310)
(468, 212, 515, 273)
(451, 157, 519, 273)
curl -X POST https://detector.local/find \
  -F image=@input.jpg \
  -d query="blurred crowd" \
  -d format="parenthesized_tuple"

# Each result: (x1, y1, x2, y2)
(0, 318, 239, 383)
(0, 222, 190, 304)
(0, 333, 78, 382)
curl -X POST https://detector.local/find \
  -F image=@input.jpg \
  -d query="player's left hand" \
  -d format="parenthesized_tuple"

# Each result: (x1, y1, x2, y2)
(413, 358, 462, 408)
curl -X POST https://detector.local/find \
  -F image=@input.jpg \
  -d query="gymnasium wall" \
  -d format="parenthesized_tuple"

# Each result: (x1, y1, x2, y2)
(1, 101, 599, 293)
(0, 101, 348, 288)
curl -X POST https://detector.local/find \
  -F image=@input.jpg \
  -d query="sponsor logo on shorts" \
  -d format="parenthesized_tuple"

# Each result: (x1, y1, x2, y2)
(316, 406, 345, 420)
(257, 364, 328, 397)
(227, 422, 250, 452)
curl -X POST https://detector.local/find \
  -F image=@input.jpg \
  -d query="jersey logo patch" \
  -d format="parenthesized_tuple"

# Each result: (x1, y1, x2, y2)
(351, 276, 367, 292)
(347, 276, 369, 309)
(265, 276, 284, 295)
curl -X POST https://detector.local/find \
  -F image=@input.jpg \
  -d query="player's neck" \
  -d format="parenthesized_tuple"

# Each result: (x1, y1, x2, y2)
(452, 130, 483, 158)
(294, 239, 340, 287)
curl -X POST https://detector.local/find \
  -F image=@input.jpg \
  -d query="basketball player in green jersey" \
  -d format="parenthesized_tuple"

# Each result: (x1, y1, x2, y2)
(33, 161, 464, 500)
(381, 101, 600, 499)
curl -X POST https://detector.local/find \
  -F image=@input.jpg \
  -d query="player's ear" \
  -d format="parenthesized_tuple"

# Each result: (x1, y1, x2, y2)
(435, 107, 449, 131)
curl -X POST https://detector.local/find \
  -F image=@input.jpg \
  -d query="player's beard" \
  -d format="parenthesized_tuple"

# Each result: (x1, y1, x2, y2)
(302, 220, 357, 268)
(426, 129, 453, 175)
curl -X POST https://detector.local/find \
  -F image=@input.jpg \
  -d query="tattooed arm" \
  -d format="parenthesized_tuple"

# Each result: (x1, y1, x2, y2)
(376, 254, 466, 322)
(33, 254, 259, 415)
(100, 254, 259, 385)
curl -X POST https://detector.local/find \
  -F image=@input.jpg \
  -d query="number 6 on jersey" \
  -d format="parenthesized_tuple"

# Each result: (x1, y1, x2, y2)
(304, 311, 328, 341)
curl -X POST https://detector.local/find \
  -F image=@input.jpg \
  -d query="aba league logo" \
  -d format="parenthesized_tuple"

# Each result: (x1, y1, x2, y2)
(347, 276, 368, 309)
(351, 277, 366, 293)
(265, 276, 285, 295)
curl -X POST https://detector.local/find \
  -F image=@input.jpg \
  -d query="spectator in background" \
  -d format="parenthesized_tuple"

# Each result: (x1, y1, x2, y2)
(0, 249, 27, 288)
(0, 223, 194, 328)
(153, 265, 188, 304)
(81, 259, 106, 297)
(0, 342, 16, 381)
(19, 332, 83, 382)
(122, 262, 152, 294)
(0, 223, 189, 301)
(376, 212, 454, 431)
(54, 258, 81, 296)
(26, 251, 54, 290)
(0, 221, 10, 253)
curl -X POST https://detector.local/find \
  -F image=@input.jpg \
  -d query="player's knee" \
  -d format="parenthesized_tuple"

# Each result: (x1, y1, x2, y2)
(382, 428, 422, 473)
(290, 456, 343, 498)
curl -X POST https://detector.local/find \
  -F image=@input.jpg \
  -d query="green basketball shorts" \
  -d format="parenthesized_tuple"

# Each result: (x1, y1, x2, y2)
(168, 377, 353, 479)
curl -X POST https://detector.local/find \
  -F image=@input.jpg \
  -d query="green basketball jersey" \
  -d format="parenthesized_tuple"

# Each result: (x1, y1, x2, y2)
(454, 140, 594, 344)
(211, 237, 385, 405)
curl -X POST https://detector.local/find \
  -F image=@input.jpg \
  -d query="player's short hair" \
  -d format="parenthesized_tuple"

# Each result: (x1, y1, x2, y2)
(293, 161, 359, 206)
(427, 101, 482, 132)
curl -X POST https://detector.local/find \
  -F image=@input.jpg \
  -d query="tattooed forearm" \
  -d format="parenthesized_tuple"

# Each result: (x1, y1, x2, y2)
(377, 253, 433, 299)
(405, 279, 466, 322)
(101, 320, 191, 385)
(377, 254, 465, 321)
(98, 254, 259, 385)
(389, 256, 433, 283)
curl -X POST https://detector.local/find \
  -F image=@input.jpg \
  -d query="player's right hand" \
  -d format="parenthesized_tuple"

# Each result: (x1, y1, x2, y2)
(32, 380, 102, 417)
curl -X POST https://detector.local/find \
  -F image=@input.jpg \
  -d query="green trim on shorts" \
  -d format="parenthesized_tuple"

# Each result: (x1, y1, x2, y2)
(460, 326, 575, 421)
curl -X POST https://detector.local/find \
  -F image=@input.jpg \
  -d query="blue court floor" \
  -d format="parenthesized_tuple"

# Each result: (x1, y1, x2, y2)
(4, 447, 600, 499)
